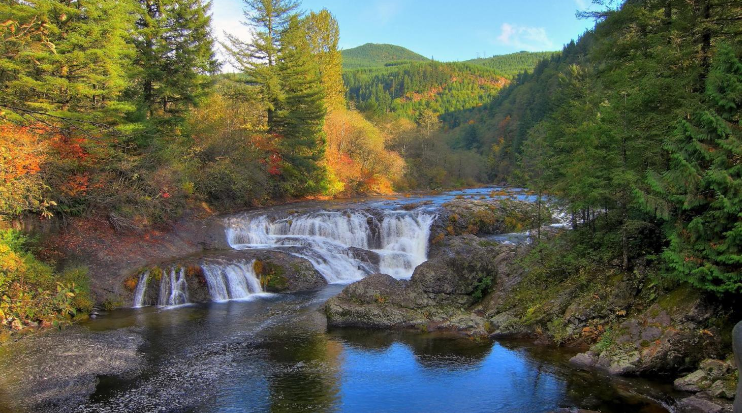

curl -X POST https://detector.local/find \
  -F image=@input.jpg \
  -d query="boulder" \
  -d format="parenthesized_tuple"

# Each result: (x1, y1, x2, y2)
(677, 395, 731, 413)
(325, 236, 517, 335)
(571, 287, 725, 376)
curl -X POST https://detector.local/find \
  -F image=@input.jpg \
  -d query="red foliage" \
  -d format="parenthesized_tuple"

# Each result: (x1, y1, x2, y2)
(0, 123, 48, 182)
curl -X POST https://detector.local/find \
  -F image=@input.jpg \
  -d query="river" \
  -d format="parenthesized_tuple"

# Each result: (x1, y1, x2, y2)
(0, 188, 678, 412)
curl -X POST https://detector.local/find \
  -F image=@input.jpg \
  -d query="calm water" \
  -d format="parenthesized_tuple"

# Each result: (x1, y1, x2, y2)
(76, 285, 675, 413)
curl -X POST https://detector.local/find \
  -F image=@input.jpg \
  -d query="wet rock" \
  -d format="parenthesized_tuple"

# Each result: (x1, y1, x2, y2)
(707, 379, 737, 400)
(347, 247, 381, 267)
(569, 351, 599, 369)
(488, 310, 532, 338)
(700, 359, 733, 380)
(0, 327, 143, 412)
(576, 287, 725, 376)
(677, 395, 731, 413)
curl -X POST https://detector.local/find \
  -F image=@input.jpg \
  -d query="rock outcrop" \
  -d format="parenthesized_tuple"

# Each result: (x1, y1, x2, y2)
(326, 235, 520, 336)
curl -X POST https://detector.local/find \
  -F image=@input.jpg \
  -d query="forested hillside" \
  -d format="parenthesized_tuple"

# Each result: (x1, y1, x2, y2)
(465, 51, 558, 77)
(344, 62, 508, 118)
(341, 43, 429, 69)
(458, 0, 741, 294)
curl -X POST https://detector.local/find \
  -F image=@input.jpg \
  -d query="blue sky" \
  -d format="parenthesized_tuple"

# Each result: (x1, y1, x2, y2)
(211, 0, 599, 63)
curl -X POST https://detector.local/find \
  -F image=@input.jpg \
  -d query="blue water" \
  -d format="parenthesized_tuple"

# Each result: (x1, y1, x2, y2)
(74, 287, 673, 413)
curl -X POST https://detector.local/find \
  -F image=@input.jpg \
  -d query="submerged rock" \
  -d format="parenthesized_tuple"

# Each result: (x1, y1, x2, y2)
(676, 394, 733, 413)
(0, 327, 143, 412)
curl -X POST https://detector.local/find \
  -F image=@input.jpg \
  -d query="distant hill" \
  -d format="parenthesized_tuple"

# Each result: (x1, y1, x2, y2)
(342, 43, 429, 70)
(465, 51, 559, 78)
(344, 62, 508, 119)
(341, 46, 558, 121)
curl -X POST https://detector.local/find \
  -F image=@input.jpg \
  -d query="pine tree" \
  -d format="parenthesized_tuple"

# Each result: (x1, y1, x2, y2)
(224, 0, 299, 129)
(652, 43, 741, 293)
(0, 0, 134, 125)
(274, 15, 327, 195)
(132, 0, 218, 123)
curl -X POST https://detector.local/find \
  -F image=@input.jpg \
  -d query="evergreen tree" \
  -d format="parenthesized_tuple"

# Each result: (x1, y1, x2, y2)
(0, 0, 134, 125)
(649, 43, 741, 293)
(275, 15, 327, 195)
(224, 0, 299, 128)
(132, 0, 218, 124)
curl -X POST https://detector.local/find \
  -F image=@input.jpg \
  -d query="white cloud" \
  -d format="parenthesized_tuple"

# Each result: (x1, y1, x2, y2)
(210, 0, 252, 72)
(574, 0, 590, 9)
(494, 23, 554, 51)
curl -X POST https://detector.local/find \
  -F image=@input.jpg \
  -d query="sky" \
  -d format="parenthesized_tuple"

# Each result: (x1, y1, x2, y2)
(210, 0, 600, 64)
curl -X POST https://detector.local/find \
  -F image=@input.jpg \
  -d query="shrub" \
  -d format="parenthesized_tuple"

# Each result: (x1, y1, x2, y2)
(0, 230, 92, 331)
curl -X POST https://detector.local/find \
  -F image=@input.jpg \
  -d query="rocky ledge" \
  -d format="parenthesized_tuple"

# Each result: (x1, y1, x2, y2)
(125, 249, 326, 307)
(326, 235, 518, 335)
(324, 197, 740, 411)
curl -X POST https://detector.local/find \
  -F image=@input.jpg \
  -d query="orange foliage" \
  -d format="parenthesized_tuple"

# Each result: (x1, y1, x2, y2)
(0, 123, 47, 183)
(60, 173, 90, 196)
(0, 122, 53, 216)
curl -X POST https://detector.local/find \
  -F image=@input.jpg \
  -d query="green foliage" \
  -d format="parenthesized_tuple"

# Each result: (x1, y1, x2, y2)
(344, 62, 506, 120)
(274, 15, 328, 196)
(648, 43, 742, 293)
(304, 9, 345, 110)
(341, 43, 429, 69)
(466, 0, 741, 295)
(0, 230, 92, 331)
(465, 51, 559, 78)
(471, 274, 493, 302)
(0, 0, 135, 125)
(130, 0, 218, 130)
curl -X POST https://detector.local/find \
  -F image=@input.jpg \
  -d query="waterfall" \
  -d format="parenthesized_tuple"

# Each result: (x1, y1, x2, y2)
(201, 260, 263, 301)
(132, 271, 150, 308)
(225, 209, 435, 282)
(132, 261, 264, 307)
(158, 267, 189, 306)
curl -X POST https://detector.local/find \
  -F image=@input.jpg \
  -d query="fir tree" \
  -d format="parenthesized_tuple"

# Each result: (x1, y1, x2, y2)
(275, 15, 327, 195)
(653, 43, 741, 293)
(224, 0, 299, 129)
(0, 0, 134, 125)
(132, 0, 218, 123)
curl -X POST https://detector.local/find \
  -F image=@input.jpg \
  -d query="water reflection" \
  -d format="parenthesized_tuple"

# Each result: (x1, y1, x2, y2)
(45, 286, 675, 413)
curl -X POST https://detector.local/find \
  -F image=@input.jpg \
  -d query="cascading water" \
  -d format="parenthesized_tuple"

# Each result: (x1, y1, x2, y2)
(133, 271, 150, 308)
(201, 260, 263, 301)
(225, 209, 435, 282)
(132, 260, 264, 307)
(158, 267, 189, 306)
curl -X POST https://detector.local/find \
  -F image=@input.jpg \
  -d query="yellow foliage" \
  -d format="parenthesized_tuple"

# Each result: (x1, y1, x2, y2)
(323, 108, 404, 195)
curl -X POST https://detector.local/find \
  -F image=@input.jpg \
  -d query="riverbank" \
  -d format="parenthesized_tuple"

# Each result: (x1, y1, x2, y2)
(1, 190, 738, 412)
(0, 285, 682, 413)
(324, 201, 740, 412)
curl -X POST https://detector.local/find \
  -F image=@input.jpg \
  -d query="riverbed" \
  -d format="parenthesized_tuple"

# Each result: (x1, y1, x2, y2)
(0, 188, 680, 412)
(1, 284, 676, 412)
